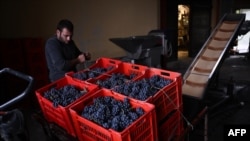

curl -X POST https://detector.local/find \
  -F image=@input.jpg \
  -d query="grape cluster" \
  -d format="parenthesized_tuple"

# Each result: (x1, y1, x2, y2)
(44, 85, 88, 107)
(81, 96, 145, 132)
(73, 66, 113, 80)
(96, 73, 137, 89)
(114, 75, 173, 100)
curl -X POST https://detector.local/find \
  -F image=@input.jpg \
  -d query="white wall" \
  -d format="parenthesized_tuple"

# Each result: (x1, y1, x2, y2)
(0, 0, 159, 60)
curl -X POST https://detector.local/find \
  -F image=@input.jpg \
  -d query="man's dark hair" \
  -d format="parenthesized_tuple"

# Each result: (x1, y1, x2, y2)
(57, 19, 74, 32)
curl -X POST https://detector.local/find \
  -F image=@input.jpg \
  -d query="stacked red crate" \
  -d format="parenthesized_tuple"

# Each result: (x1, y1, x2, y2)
(108, 66, 183, 141)
(36, 57, 184, 140)
(66, 57, 122, 82)
(69, 88, 158, 141)
(35, 77, 99, 137)
(115, 67, 182, 122)
(87, 62, 148, 88)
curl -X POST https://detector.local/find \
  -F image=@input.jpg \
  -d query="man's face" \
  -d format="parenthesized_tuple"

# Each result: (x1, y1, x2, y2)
(57, 28, 73, 44)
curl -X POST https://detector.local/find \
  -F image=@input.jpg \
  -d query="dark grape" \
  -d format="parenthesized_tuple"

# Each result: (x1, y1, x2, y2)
(73, 66, 114, 80)
(44, 85, 88, 107)
(96, 73, 138, 89)
(113, 75, 173, 101)
(81, 96, 145, 131)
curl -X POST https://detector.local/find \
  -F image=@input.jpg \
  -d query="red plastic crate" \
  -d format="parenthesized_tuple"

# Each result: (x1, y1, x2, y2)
(35, 77, 99, 137)
(69, 88, 158, 141)
(66, 57, 121, 81)
(158, 109, 183, 141)
(87, 62, 148, 88)
(89, 57, 122, 70)
(131, 68, 182, 123)
(115, 62, 148, 75)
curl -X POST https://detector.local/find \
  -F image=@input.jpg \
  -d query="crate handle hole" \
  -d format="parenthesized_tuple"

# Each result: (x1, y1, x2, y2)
(109, 60, 116, 64)
(132, 65, 139, 70)
(161, 72, 170, 76)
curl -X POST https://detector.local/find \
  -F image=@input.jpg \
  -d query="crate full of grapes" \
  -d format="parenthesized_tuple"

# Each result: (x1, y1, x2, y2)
(35, 77, 99, 137)
(66, 57, 122, 82)
(69, 88, 158, 141)
(113, 68, 182, 122)
(88, 62, 148, 89)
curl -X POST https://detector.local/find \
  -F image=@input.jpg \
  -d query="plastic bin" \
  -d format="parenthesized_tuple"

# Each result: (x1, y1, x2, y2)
(140, 68, 182, 122)
(69, 88, 158, 141)
(35, 77, 99, 137)
(116, 62, 149, 76)
(87, 62, 148, 88)
(115, 68, 182, 123)
(66, 57, 121, 82)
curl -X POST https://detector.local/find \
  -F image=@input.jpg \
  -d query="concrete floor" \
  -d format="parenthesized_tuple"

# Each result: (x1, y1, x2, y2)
(2, 53, 250, 141)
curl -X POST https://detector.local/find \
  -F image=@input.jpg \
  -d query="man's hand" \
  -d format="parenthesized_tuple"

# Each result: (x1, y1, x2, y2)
(77, 53, 86, 63)
(84, 52, 91, 60)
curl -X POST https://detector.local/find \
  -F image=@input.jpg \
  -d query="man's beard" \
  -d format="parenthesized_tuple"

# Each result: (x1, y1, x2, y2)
(58, 35, 69, 44)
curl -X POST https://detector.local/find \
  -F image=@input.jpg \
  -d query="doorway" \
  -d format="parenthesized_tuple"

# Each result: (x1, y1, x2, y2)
(178, 4, 190, 59)
(234, 9, 250, 54)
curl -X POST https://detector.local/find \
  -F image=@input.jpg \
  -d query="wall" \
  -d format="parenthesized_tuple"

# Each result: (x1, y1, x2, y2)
(211, 0, 219, 29)
(0, 0, 159, 60)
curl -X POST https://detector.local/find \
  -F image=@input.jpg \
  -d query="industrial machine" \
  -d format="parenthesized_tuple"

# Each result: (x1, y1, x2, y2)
(109, 30, 173, 68)
(182, 13, 246, 99)
(179, 13, 250, 141)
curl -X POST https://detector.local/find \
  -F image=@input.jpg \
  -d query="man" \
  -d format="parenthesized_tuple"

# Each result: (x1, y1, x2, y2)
(45, 19, 90, 82)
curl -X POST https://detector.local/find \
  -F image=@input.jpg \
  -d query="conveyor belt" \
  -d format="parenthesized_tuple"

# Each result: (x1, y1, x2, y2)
(182, 14, 245, 99)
